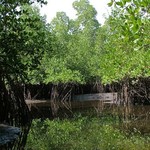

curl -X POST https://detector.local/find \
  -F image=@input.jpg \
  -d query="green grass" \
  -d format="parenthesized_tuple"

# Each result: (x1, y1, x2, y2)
(25, 115, 150, 150)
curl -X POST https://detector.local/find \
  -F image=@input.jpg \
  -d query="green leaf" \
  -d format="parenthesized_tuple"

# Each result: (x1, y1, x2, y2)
(116, 2, 124, 7)
(125, 0, 131, 2)
(107, 0, 113, 7)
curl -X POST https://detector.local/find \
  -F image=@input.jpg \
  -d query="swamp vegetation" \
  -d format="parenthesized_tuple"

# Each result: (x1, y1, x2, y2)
(0, 0, 150, 149)
(25, 106, 150, 150)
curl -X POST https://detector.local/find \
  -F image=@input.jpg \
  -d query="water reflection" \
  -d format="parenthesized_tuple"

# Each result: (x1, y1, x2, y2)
(100, 105, 150, 134)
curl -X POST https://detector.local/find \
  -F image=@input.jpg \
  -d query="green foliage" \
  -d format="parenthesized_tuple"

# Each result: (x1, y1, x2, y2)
(0, 0, 49, 82)
(2, 0, 149, 85)
(36, 0, 149, 85)
(25, 116, 150, 150)
(37, 0, 101, 84)
(97, 0, 150, 84)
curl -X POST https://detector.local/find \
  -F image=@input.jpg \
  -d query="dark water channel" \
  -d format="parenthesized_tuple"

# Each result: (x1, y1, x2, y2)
(94, 105, 150, 135)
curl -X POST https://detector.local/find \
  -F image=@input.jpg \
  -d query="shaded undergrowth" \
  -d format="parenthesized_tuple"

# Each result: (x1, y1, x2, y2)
(25, 113, 150, 150)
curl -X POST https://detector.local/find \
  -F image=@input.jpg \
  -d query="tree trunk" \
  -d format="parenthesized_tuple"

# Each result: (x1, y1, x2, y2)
(0, 74, 31, 149)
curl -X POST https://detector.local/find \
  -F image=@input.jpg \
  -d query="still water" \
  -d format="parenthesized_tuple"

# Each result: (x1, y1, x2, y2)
(89, 105, 150, 135)
(28, 100, 150, 135)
